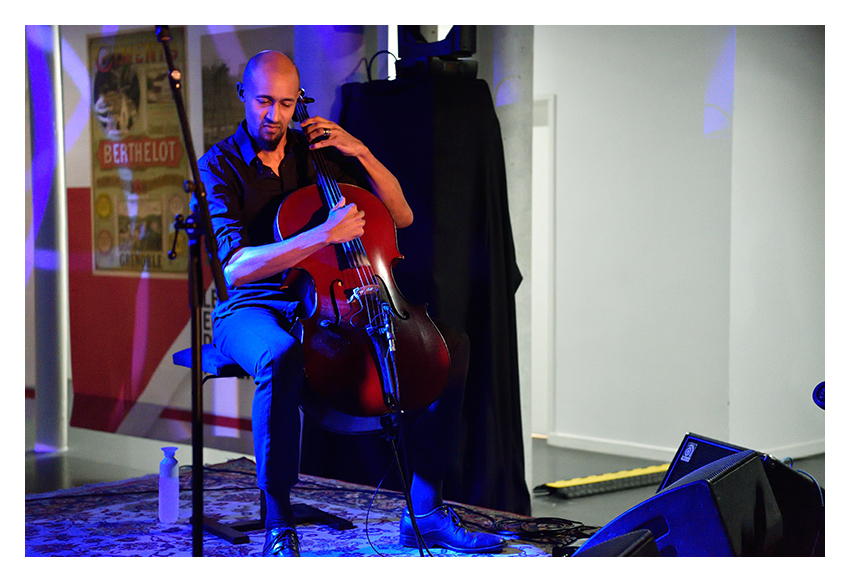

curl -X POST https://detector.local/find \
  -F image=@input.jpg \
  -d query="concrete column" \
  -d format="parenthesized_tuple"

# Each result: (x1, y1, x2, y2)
(293, 25, 377, 122)
(26, 25, 70, 453)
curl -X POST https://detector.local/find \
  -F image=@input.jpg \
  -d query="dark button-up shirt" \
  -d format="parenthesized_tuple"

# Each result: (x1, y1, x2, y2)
(197, 121, 370, 321)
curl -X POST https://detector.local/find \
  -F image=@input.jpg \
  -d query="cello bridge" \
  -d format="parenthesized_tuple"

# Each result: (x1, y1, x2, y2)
(350, 284, 380, 304)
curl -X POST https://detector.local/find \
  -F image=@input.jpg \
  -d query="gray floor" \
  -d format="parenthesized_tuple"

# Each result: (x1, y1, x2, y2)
(26, 399, 825, 534)
(24, 398, 243, 495)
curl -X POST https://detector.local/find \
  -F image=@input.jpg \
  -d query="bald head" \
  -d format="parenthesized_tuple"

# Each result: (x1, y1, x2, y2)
(237, 51, 302, 152)
(242, 51, 300, 91)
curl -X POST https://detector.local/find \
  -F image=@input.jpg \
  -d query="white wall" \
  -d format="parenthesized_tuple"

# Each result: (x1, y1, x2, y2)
(728, 26, 825, 455)
(531, 25, 824, 461)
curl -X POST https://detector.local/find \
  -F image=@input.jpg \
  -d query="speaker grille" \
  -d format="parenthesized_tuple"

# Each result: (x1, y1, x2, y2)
(667, 449, 757, 489)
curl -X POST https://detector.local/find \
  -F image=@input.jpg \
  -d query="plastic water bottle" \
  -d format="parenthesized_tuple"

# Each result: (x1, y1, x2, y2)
(158, 446, 180, 523)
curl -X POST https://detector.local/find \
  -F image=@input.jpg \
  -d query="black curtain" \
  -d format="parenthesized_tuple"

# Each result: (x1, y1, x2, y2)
(298, 74, 530, 516)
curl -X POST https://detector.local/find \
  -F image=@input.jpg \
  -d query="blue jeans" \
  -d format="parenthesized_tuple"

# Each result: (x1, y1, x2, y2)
(213, 305, 467, 496)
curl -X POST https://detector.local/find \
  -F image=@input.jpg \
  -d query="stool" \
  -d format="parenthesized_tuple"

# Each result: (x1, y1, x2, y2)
(172, 343, 354, 545)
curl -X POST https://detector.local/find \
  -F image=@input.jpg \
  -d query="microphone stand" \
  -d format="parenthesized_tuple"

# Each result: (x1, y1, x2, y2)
(370, 303, 430, 556)
(156, 25, 229, 558)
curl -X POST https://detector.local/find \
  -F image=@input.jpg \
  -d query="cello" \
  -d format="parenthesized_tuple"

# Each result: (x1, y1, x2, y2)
(275, 91, 451, 434)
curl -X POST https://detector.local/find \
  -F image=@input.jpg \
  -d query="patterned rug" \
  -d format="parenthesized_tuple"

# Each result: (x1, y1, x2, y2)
(25, 457, 588, 558)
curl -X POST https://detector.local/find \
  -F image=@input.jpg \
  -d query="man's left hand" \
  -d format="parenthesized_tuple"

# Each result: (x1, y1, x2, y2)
(301, 116, 365, 158)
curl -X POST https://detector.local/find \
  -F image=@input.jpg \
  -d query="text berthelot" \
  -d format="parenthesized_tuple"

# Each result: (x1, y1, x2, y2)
(98, 137, 183, 170)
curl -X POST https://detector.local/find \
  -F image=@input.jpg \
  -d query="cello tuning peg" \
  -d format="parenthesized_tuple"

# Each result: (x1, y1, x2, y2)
(298, 88, 314, 103)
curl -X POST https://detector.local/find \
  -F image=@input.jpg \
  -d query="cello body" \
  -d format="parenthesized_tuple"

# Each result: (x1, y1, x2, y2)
(275, 180, 451, 434)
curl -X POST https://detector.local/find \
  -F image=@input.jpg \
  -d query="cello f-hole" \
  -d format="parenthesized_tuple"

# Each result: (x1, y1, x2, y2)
(376, 275, 409, 320)
(319, 280, 344, 328)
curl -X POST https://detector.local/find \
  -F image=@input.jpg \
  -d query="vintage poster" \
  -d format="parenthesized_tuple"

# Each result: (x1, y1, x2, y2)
(88, 28, 189, 276)
(69, 26, 296, 448)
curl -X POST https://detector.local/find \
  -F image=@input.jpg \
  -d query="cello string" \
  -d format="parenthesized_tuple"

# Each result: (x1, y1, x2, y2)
(296, 97, 365, 287)
(298, 98, 376, 287)
(305, 114, 367, 281)
(299, 97, 382, 323)
(308, 120, 380, 297)
(299, 102, 386, 332)
(313, 151, 374, 288)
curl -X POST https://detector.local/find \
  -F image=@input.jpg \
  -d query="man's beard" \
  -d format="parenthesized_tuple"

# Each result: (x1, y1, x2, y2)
(257, 132, 284, 151)
(256, 124, 284, 151)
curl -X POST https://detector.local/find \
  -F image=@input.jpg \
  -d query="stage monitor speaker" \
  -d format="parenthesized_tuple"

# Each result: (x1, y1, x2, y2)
(573, 450, 783, 557)
(572, 529, 660, 557)
(759, 454, 825, 556)
(657, 433, 745, 492)
(656, 433, 824, 556)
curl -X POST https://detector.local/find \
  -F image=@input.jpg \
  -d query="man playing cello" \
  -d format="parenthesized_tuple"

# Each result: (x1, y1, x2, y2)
(198, 50, 503, 557)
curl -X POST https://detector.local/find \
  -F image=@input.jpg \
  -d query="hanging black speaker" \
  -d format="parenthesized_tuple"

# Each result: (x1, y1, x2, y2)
(396, 26, 478, 78)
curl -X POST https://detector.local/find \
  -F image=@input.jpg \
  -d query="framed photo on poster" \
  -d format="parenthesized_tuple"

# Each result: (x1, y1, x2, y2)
(88, 27, 190, 277)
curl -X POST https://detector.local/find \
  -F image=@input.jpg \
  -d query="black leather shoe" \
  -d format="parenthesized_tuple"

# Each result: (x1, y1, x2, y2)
(262, 526, 300, 557)
(399, 505, 504, 553)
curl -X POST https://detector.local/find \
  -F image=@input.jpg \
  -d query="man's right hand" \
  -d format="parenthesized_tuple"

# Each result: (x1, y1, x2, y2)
(323, 197, 365, 245)
(223, 197, 365, 288)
